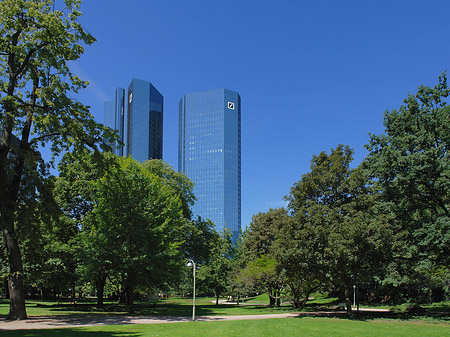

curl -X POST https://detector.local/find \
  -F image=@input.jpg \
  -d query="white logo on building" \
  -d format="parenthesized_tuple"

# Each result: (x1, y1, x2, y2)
(228, 102, 235, 110)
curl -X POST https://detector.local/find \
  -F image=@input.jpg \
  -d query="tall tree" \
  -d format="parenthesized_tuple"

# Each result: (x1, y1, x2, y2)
(364, 73, 450, 302)
(0, 0, 113, 319)
(274, 214, 328, 309)
(89, 157, 186, 308)
(54, 149, 116, 306)
(286, 145, 392, 312)
(197, 230, 235, 305)
(240, 209, 288, 306)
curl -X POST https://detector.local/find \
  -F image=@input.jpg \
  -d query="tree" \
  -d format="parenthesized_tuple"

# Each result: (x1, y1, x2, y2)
(242, 208, 287, 263)
(236, 255, 282, 306)
(364, 73, 450, 302)
(0, 0, 114, 319)
(240, 209, 288, 306)
(12, 159, 60, 300)
(89, 157, 186, 308)
(274, 215, 328, 309)
(184, 216, 220, 265)
(55, 149, 117, 306)
(197, 230, 235, 305)
(286, 145, 392, 312)
(142, 159, 195, 220)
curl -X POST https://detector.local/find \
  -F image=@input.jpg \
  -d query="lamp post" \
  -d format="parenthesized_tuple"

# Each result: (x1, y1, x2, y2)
(186, 259, 196, 321)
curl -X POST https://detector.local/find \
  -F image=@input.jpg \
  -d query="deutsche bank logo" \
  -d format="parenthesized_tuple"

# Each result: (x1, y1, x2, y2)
(228, 102, 235, 110)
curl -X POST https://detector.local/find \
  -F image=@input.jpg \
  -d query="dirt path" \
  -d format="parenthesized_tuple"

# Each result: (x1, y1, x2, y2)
(0, 313, 300, 330)
(0, 308, 392, 330)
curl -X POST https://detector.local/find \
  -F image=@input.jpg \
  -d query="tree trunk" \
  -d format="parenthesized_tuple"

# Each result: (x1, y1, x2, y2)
(0, 75, 38, 320)
(299, 294, 309, 310)
(215, 293, 219, 305)
(5, 279, 10, 299)
(1, 182, 27, 320)
(269, 292, 275, 306)
(344, 288, 352, 313)
(119, 281, 127, 304)
(96, 274, 107, 307)
(127, 283, 134, 312)
(3, 227, 27, 320)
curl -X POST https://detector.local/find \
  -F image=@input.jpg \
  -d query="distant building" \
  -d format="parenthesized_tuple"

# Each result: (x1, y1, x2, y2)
(179, 89, 241, 243)
(104, 88, 125, 156)
(104, 79, 163, 162)
(127, 78, 163, 162)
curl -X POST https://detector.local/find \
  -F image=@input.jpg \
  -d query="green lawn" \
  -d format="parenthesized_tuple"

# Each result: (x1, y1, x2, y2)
(244, 293, 270, 302)
(2, 296, 450, 318)
(0, 297, 296, 318)
(1, 317, 449, 337)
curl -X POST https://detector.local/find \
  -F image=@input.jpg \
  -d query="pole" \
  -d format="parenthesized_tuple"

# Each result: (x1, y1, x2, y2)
(192, 261, 196, 321)
(353, 284, 356, 307)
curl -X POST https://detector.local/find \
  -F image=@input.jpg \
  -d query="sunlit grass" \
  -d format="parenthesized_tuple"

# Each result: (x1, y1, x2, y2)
(1, 317, 450, 337)
(0, 297, 296, 318)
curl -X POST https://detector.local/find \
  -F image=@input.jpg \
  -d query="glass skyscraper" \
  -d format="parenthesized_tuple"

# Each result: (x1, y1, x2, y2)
(179, 89, 241, 242)
(104, 88, 125, 156)
(127, 78, 163, 162)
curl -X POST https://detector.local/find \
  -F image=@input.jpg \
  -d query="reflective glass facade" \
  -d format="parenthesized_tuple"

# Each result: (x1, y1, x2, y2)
(127, 78, 163, 162)
(104, 88, 125, 156)
(179, 89, 241, 243)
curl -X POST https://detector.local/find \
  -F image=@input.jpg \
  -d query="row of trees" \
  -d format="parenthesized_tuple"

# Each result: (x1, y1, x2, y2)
(234, 147, 392, 312)
(1, 0, 449, 321)
(0, 0, 232, 319)
(233, 74, 450, 312)
(1, 147, 234, 314)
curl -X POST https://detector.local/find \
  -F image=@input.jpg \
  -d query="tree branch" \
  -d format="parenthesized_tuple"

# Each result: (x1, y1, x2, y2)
(29, 132, 62, 145)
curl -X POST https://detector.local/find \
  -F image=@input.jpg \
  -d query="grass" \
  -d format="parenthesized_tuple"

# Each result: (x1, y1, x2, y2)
(2, 296, 450, 318)
(244, 293, 270, 302)
(0, 297, 296, 318)
(1, 317, 450, 337)
(1, 296, 450, 336)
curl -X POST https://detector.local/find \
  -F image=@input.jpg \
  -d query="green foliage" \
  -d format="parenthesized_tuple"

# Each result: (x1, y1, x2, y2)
(197, 230, 235, 304)
(53, 152, 198, 307)
(236, 209, 287, 305)
(142, 159, 195, 220)
(0, 0, 115, 319)
(365, 73, 450, 302)
(184, 216, 220, 265)
(84, 157, 186, 306)
(242, 208, 287, 263)
(237, 255, 279, 295)
(281, 146, 393, 311)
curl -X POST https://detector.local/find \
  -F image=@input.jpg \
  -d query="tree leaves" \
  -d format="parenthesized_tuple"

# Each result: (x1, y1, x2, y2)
(364, 73, 450, 301)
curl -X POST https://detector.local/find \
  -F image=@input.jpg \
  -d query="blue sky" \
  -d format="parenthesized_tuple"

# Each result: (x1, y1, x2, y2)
(72, 0, 450, 229)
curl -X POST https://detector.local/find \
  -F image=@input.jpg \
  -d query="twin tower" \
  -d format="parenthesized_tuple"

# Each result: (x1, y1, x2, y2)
(104, 78, 241, 243)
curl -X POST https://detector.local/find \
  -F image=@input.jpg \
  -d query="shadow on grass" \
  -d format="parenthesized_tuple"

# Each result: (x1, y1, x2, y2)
(2, 329, 140, 337)
(291, 310, 450, 323)
(429, 304, 450, 313)
(1, 301, 248, 319)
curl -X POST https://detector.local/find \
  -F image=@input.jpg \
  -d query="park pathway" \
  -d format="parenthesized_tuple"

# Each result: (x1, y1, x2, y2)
(0, 313, 299, 330)
(0, 308, 391, 330)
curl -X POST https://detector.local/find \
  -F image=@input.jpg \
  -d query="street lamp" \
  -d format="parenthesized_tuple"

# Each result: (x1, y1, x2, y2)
(186, 259, 196, 321)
